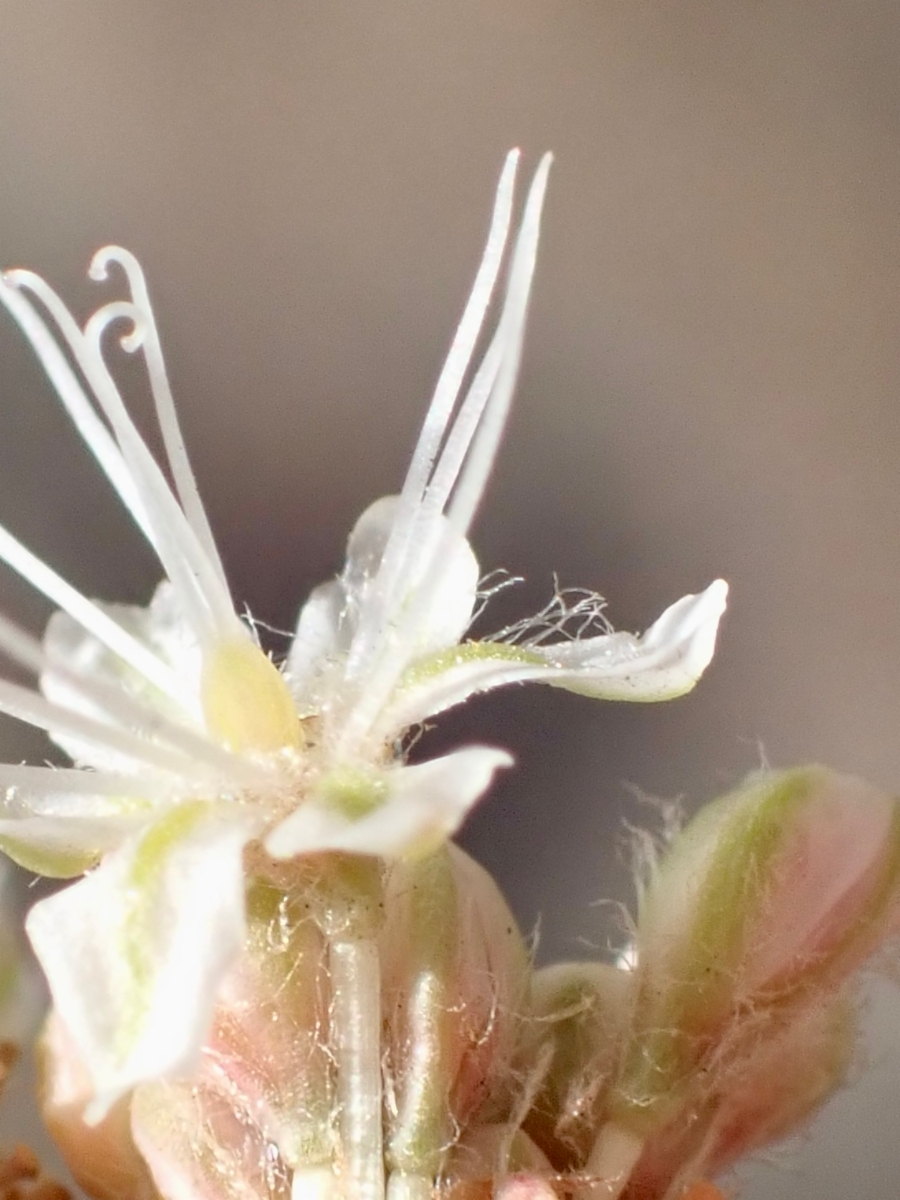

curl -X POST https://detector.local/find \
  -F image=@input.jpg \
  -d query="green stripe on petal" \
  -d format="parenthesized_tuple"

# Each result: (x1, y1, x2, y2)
(27, 805, 254, 1119)
(400, 641, 544, 691)
(118, 801, 216, 1061)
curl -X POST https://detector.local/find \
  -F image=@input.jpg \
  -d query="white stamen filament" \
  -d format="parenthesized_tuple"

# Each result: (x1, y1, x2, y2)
(5, 271, 238, 644)
(0, 274, 155, 542)
(445, 152, 552, 534)
(0, 676, 214, 779)
(349, 149, 521, 676)
(0, 523, 181, 699)
(89, 247, 230, 597)
(336, 156, 552, 756)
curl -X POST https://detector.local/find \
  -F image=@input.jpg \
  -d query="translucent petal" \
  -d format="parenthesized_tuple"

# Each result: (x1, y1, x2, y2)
(41, 581, 204, 771)
(26, 803, 256, 1119)
(286, 497, 479, 715)
(43, 581, 201, 712)
(284, 580, 347, 709)
(344, 496, 479, 658)
(264, 746, 512, 860)
(379, 580, 728, 734)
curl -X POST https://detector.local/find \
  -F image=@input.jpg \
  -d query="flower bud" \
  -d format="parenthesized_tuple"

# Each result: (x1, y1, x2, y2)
(381, 845, 530, 1181)
(520, 962, 633, 1170)
(606, 767, 900, 1162)
(38, 1014, 154, 1200)
(40, 845, 529, 1200)
(624, 989, 855, 1199)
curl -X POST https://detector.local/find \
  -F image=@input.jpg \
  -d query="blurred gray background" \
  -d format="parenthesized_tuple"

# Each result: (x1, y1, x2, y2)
(1, 2, 900, 1196)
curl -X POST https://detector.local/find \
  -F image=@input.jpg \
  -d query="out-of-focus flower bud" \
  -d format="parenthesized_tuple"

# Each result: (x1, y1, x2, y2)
(39, 1014, 154, 1200)
(625, 989, 856, 1199)
(571, 766, 900, 1198)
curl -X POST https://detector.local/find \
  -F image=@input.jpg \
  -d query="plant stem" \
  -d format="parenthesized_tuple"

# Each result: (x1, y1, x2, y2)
(385, 1173, 433, 1200)
(577, 1123, 644, 1200)
(330, 937, 385, 1200)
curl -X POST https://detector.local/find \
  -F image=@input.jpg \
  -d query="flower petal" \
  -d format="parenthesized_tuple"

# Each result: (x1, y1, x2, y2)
(286, 497, 480, 713)
(284, 580, 347, 710)
(26, 802, 257, 1120)
(379, 580, 728, 733)
(42, 581, 202, 736)
(346, 495, 480, 655)
(0, 812, 143, 878)
(264, 746, 512, 860)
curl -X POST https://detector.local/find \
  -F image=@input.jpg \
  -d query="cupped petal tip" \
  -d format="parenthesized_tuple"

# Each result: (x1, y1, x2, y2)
(669, 577, 728, 675)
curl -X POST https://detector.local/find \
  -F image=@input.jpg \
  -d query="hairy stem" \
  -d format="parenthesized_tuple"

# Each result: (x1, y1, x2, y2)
(386, 1173, 433, 1200)
(578, 1123, 644, 1200)
(330, 937, 385, 1200)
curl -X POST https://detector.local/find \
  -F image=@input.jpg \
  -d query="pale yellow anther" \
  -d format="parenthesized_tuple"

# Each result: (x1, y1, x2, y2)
(201, 637, 302, 755)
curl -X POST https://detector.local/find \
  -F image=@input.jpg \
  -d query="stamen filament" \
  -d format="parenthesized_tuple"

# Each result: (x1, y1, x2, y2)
(350, 150, 520, 675)
(0, 676, 213, 779)
(0, 522, 181, 698)
(330, 937, 385, 1200)
(0, 273, 155, 543)
(6, 272, 237, 643)
(446, 152, 553, 535)
(89, 247, 231, 598)
(337, 157, 552, 755)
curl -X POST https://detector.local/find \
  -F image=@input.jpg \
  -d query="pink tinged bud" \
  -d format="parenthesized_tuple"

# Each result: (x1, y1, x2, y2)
(128, 868, 337, 1200)
(38, 1015, 154, 1200)
(381, 845, 530, 1179)
(40, 846, 530, 1200)
(520, 963, 634, 1171)
(700, 988, 856, 1173)
(625, 992, 855, 1199)
(609, 767, 900, 1140)
(201, 876, 334, 1171)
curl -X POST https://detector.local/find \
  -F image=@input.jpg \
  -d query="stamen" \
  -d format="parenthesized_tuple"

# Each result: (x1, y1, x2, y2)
(445, 152, 553, 534)
(337, 156, 552, 754)
(0, 274, 154, 543)
(357, 149, 521, 668)
(89, 248, 230, 597)
(392, 153, 551, 598)
(84, 301, 236, 636)
(0, 677, 215, 780)
(0, 523, 181, 699)
(5, 271, 238, 644)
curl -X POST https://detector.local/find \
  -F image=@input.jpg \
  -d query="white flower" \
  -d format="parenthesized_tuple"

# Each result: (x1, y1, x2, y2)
(0, 151, 727, 1118)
